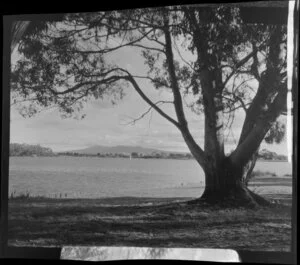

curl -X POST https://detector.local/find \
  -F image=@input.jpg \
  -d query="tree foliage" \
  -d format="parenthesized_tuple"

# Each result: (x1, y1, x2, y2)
(10, 143, 55, 156)
(264, 120, 286, 144)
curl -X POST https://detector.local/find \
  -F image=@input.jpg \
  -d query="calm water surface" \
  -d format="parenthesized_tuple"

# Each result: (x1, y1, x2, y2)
(9, 157, 292, 198)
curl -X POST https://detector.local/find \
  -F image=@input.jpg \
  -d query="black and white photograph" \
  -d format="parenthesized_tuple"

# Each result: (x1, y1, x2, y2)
(3, 0, 297, 261)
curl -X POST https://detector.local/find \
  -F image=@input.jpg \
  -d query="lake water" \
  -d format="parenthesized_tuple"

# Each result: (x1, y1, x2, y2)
(9, 157, 293, 198)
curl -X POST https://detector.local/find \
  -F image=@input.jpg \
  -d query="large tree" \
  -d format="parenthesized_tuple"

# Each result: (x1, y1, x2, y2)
(11, 4, 288, 206)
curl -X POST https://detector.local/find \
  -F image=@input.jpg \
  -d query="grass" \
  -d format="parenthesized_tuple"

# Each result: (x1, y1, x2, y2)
(8, 198, 292, 251)
(8, 173, 293, 251)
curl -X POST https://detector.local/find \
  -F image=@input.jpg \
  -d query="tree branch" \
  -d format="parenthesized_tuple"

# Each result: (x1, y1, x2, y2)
(222, 95, 250, 113)
(163, 16, 188, 128)
(10, 97, 39, 106)
(130, 43, 164, 53)
(125, 74, 180, 128)
(230, 85, 287, 166)
(162, 12, 206, 166)
(132, 75, 171, 89)
(173, 37, 195, 70)
(48, 76, 123, 95)
(222, 41, 267, 89)
(122, 100, 173, 125)
(144, 31, 165, 46)
(68, 28, 155, 55)
(233, 95, 248, 112)
(223, 103, 250, 114)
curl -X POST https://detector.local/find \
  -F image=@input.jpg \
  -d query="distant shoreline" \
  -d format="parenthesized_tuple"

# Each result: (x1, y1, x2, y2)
(9, 155, 289, 162)
(10, 143, 288, 161)
(257, 159, 289, 162)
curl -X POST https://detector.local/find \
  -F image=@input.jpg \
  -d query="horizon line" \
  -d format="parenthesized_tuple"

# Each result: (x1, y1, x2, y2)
(10, 142, 288, 156)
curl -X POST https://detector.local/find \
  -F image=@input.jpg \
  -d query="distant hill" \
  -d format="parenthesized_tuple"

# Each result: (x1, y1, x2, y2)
(67, 145, 166, 155)
(66, 145, 288, 161)
(10, 142, 287, 161)
(10, 143, 55, 157)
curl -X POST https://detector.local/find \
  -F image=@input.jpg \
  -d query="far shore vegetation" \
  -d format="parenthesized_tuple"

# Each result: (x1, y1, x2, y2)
(10, 143, 288, 161)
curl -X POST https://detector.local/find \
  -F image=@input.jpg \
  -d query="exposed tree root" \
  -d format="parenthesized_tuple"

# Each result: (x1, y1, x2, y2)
(145, 191, 288, 218)
(186, 187, 272, 209)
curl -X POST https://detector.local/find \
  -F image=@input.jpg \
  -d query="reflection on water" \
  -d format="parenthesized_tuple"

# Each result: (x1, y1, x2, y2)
(61, 246, 240, 262)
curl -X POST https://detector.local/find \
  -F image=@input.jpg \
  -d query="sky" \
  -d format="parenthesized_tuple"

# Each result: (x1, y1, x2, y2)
(9, 79, 290, 155)
(9, 28, 291, 156)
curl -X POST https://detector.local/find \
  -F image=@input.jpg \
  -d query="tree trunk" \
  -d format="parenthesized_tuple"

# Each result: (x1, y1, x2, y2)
(182, 11, 284, 207)
(243, 151, 259, 186)
(198, 157, 269, 207)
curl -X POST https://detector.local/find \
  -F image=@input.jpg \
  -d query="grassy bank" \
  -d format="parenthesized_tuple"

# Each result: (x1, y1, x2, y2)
(8, 174, 292, 251)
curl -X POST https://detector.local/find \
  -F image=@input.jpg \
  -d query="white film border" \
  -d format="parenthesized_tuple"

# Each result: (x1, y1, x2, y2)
(287, 0, 295, 163)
